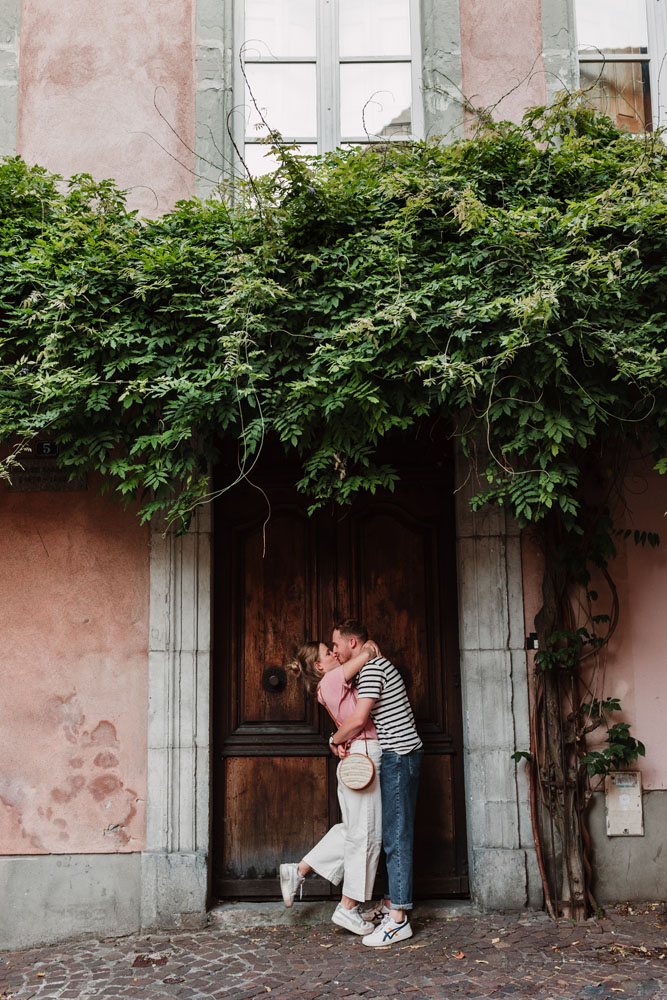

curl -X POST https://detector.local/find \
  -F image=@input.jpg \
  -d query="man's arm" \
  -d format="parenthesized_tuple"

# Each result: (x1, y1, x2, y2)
(341, 641, 380, 683)
(330, 698, 375, 757)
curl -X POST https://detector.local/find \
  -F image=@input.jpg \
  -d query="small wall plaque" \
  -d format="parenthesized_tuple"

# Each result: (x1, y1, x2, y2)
(605, 771, 644, 837)
(6, 459, 87, 493)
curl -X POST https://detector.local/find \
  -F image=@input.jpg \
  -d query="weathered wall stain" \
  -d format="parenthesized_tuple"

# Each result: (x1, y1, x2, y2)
(1, 693, 143, 851)
(90, 721, 119, 747)
(51, 775, 85, 804)
(89, 774, 122, 801)
(93, 751, 119, 769)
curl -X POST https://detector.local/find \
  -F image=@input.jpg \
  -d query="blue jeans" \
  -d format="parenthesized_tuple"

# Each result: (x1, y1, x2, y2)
(380, 748, 423, 911)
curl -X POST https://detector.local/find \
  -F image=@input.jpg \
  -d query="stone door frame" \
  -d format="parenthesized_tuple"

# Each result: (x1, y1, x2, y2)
(141, 462, 541, 928)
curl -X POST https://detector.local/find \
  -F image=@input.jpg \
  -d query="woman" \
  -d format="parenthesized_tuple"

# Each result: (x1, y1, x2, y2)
(280, 639, 382, 936)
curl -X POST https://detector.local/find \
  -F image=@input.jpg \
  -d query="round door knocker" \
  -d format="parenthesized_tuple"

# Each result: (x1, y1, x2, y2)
(262, 666, 287, 693)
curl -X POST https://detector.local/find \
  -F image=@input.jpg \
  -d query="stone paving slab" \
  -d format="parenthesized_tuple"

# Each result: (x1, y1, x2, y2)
(1, 902, 667, 999)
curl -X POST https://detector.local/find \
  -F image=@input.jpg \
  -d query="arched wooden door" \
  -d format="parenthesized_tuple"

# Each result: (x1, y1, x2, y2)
(212, 450, 468, 900)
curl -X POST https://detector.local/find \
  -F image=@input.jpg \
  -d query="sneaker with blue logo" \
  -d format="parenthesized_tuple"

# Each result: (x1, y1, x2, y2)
(361, 900, 390, 922)
(361, 913, 413, 947)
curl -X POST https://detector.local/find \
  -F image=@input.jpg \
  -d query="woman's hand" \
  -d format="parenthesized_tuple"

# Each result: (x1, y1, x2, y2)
(363, 639, 381, 659)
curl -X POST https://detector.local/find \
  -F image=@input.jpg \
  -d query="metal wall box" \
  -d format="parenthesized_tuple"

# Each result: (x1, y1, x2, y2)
(605, 771, 644, 837)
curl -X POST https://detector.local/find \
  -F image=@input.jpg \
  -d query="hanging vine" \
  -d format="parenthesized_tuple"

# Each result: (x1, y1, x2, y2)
(0, 98, 665, 917)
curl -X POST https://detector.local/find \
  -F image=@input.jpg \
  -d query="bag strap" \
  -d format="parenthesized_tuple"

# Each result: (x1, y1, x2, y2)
(318, 683, 369, 754)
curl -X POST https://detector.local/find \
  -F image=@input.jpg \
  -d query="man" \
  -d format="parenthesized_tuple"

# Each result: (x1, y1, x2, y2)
(330, 618, 423, 946)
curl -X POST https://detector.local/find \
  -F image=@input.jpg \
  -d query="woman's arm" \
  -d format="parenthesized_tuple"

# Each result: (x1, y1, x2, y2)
(330, 698, 375, 756)
(341, 640, 380, 683)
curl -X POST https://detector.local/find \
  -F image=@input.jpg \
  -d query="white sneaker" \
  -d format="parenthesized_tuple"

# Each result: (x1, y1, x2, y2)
(361, 900, 390, 922)
(279, 863, 305, 908)
(361, 914, 413, 947)
(331, 903, 375, 935)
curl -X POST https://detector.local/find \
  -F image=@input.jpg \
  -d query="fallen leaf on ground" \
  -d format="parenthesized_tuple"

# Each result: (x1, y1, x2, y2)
(132, 952, 169, 968)
(475, 960, 489, 964)
(320, 943, 334, 949)
(36, 973, 45, 978)
(452, 951, 466, 959)
(401, 944, 426, 950)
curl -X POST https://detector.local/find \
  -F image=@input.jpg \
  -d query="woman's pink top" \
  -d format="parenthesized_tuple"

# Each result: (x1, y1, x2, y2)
(317, 665, 378, 741)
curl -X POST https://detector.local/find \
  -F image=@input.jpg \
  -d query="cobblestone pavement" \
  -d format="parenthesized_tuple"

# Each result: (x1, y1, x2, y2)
(2, 903, 667, 999)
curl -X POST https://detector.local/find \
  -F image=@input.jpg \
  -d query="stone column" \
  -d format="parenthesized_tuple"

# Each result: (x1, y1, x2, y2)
(455, 461, 542, 909)
(141, 505, 212, 930)
(0, 0, 20, 155)
(541, 0, 578, 106)
(421, 0, 465, 140)
(195, 0, 235, 198)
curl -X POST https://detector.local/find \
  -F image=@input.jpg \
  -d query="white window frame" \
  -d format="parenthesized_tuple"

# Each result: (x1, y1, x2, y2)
(576, 0, 667, 130)
(232, 0, 423, 170)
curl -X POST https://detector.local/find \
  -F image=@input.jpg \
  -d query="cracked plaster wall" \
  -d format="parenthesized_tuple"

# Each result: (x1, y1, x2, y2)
(0, 482, 150, 855)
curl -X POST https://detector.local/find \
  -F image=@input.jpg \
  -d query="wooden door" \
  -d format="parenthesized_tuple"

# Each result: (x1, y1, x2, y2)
(212, 449, 468, 900)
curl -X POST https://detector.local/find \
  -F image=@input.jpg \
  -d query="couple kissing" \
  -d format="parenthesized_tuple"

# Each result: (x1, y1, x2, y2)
(283, 618, 423, 947)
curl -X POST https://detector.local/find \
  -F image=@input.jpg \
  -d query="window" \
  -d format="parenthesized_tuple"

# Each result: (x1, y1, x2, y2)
(575, 0, 667, 132)
(235, 0, 422, 175)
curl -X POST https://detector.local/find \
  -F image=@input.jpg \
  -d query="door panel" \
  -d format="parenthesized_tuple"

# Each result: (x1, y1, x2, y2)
(239, 507, 315, 725)
(347, 506, 442, 724)
(212, 452, 468, 900)
(223, 756, 330, 881)
(415, 755, 467, 894)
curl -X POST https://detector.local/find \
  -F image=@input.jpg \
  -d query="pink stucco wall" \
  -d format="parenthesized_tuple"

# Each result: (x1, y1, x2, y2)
(460, 0, 547, 122)
(0, 483, 149, 853)
(522, 464, 667, 790)
(17, 0, 196, 216)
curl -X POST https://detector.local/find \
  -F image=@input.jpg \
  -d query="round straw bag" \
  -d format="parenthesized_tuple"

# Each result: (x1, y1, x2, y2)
(319, 687, 376, 791)
(338, 750, 375, 790)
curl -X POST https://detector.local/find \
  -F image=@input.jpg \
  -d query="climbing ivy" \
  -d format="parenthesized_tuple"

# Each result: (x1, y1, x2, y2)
(1, 99, 665, 529)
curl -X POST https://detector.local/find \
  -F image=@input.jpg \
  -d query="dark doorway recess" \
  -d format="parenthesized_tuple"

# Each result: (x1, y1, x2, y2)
(211, 435, 468, 901)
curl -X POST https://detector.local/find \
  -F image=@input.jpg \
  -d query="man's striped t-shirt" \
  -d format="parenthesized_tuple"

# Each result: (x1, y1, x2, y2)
(355, 656, 422, 755)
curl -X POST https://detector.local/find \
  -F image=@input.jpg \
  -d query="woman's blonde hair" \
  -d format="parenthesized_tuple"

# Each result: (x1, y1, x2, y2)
(287, 640, 324, 695)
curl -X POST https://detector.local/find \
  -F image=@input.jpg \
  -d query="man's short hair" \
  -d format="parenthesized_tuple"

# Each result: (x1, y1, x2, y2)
(333, 618, 368, 643)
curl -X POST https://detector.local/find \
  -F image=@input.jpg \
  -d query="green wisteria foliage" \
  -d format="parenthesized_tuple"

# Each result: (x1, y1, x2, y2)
(1, 100, 666, 530)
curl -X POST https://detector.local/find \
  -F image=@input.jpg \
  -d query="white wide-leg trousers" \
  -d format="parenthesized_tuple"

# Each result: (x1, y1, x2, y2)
(303, 739, 383, 903)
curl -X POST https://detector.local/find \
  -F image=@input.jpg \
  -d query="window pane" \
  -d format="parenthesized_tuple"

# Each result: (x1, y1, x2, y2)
(243, 143, 318, 176)
(339, 0, 411, 57)
(244, 0, 315, 58)
(244, 63, 317, 137)
(580, 61, 652, 132)
(340, 63, 412, 138)
(576, 0, 648, 54)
